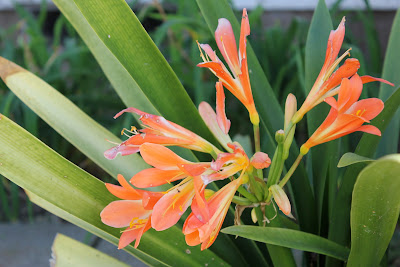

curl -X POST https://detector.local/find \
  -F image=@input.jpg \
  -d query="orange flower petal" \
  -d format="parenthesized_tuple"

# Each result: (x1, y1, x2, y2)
(118, 218, 152, 249)
(139, 143, 190, 170)
(151, 181, 194, 231)
(130, 168, 186, 188)
(323, 58, 360, 91)
(100, 200, 151, 228)
(357, 125, 381, 136)
(215, 18, 240, 75)
(346, 98, 384, 121)
(251, 152, 271, 169)
(105, 183, 142, 200)
(324, 96, 338, 109)
(337, 74, 362, 112)
(360, 75, 394, 86)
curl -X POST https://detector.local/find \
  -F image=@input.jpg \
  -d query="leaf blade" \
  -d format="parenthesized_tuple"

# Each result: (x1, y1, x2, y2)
(222, 226, 350, 261)
(337, 152, 374, 168)
(348, 155, 400, 266)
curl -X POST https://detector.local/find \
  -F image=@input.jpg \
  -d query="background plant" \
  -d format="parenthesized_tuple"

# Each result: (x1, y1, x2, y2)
(0, 0, 399, 266)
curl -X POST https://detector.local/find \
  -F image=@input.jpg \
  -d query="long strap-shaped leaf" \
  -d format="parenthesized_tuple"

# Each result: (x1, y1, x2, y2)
(0, 114, 227, 267)
(50, 233, 131, 267)
(348, 154, 400, 266)
(195, 0, 316, 236)
(377, 9, 400, 156)
(326, 86, 400, 266)
(0, 57, 148, 180)
(222, 226, 350, 261)
(66, 0, 215, 144)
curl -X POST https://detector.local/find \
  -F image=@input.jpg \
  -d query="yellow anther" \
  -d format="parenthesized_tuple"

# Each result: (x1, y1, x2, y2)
(179, 205, 183, 211)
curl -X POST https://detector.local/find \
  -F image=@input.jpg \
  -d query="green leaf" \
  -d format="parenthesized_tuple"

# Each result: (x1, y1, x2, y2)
(377, 9, 400, 156)
(328, 87, 400, 251)
(222, 226, 350, 261)
(0, 57, 149, 180)
(65, 0, 215, 143)
(0, 114, 227, 267)
(337, 153, 374, 168)
(348, 154, 400, 266)
(50, 234, 131, 267)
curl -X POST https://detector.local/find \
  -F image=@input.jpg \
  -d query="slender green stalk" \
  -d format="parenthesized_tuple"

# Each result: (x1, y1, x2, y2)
(279, 153, 304, 187)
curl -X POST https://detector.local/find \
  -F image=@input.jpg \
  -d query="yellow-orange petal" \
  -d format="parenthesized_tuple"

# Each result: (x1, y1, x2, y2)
(151, 181, 194, 231)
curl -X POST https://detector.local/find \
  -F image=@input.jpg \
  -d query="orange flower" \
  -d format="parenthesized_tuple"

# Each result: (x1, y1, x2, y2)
(100, 174, 163, 249)
(197, 9, 259, 125)
(301, 74, 384, 153)
(292, 17, 393, 123)
(183, 176, 243, 250)
(104, 108, 219, 160)
(131, 143, 211, 228)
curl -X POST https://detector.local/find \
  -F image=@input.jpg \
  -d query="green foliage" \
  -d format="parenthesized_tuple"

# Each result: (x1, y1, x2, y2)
(348, 154, 400, 266)
(51, 234, 130, 267)
(337, 152, 374, 168)
(222, 225, 350, 261)
(0, 0, 399, 266)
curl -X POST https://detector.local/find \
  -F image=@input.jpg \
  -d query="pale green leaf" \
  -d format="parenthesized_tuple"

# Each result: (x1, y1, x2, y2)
(0, 56, 148, 180)
(337, 153, 374, 168)
(348, 154, 400, 266)
(50, 234, 131, 267)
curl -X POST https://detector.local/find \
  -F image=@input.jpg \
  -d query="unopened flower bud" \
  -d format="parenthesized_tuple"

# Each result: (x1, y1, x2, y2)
(275, 129, 285, 144)
(251, 208, 258, 223)
(251, 152, 271, 169)
(269, 184, 291, 216)
(284, 94, 297, 130)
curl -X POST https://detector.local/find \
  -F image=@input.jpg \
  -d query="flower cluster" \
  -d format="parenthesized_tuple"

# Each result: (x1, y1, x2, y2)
(101, 9, 392, 251)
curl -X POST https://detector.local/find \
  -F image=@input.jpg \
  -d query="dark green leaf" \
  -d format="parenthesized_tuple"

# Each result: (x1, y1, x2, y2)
(222, 226, 350, 261)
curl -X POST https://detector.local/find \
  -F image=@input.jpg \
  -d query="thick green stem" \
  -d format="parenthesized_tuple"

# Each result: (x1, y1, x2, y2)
(232, 195, 253, 205)
(279, 153, 304, 188)
(266, 143, 284, 188)
(253, 123, 263, 180)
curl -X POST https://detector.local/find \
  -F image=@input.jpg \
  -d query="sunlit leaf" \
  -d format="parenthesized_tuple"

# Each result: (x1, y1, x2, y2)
(348, 154, 400, 266)
(337, 153, 374, 168)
